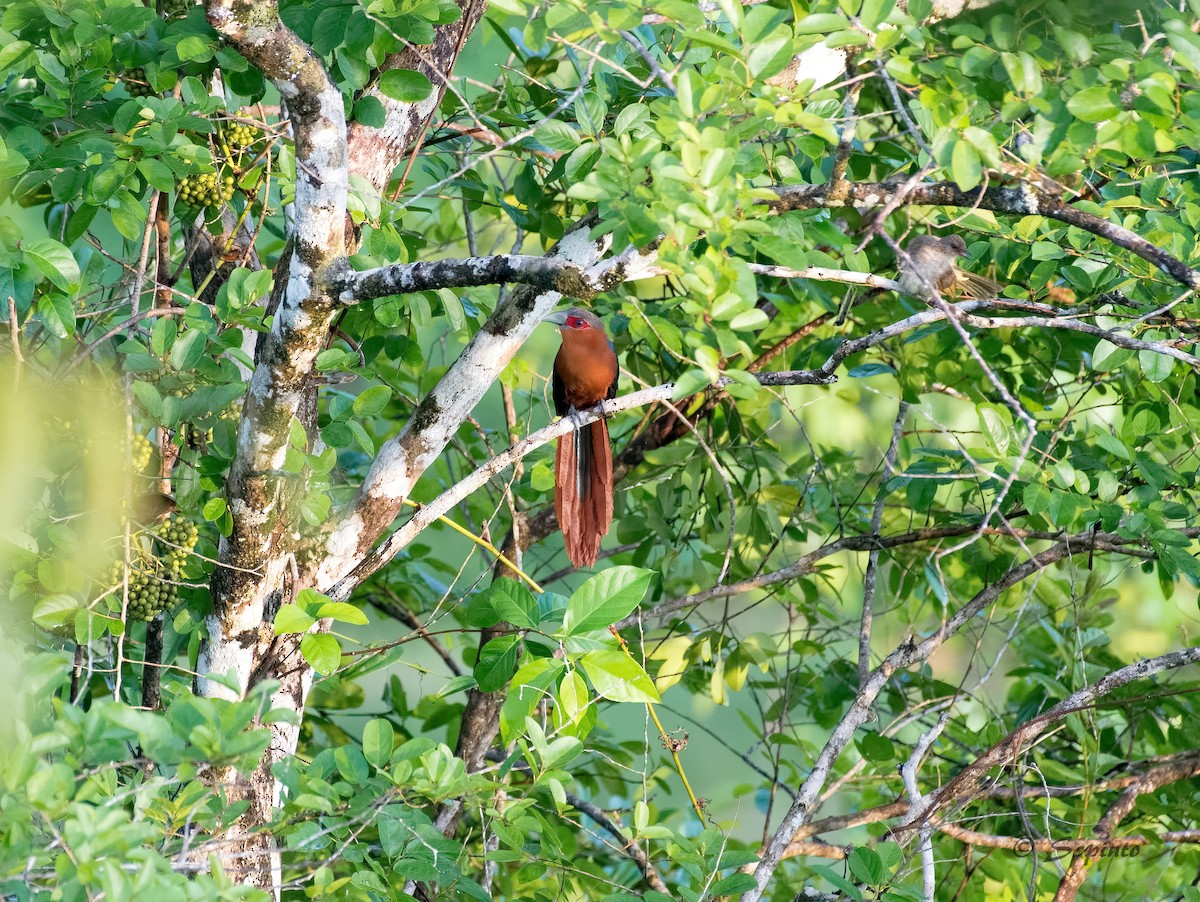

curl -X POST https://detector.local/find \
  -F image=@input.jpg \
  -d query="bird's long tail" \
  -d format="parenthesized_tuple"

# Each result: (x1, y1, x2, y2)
(555, 418, 613, 568)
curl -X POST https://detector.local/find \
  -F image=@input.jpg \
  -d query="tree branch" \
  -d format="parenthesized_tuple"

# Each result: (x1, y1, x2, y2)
(325, 371, 835, 600)
(740, 543, 1200, 902)
(324, 292, 1198, 601)
(906, 646, 1200, 833)
(767, 180, 1200, 291)
(312, 214, 610, 591)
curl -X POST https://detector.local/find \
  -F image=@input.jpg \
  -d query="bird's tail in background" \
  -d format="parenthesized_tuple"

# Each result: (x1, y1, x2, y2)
(555, 419, 613, 568)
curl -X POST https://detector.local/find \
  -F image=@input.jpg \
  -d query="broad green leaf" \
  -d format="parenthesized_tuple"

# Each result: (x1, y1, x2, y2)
(353, 385, 391, 417)
(499, 659, 564, 744)
(171, 330, 207, 370)
(32, 594, 77, 630)
(477, 580, 539, 630)
(38, 292, 75, 338)
(847, 847, 885, 885)
(1067, 86, 1120, 122)
(1139, 349, 1174, 383)
(176, 35, 216, 62)
(859, 0, 895, 30)
(23, 238, 79, 292)
(275, 604, 316, 635)
(562, 566, 653, 636)
(950, 139, 981, 191)
(580, 650, 661, 703)
(379, 69, 433, 102)
(334, 746, 369, 784)
(301, 633, 342, 674)
(316, 601, 369, 625)
(977, 404, 1012, 456)
(474, 635, 521, 692)
(794, 13, 848, 33)
(0, 40, 31, 72)
(362, 718, 394, 767)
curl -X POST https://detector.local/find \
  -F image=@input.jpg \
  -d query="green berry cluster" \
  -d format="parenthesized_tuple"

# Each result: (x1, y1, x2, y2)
(122, 67, 154, 97)
(218, 121, 261, 160)
(108, 559, 177, 621)
(107, 513, 199, 621)
(178, 172, 235, 208)
(132, 433, 153, 473)
(157, 513, 199, 573)
(160, 0, 195, 18)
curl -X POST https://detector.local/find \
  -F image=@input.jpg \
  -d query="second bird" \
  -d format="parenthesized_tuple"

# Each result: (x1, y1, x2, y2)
(897, 234, 1001, 300)
(545, 308, 619, 569)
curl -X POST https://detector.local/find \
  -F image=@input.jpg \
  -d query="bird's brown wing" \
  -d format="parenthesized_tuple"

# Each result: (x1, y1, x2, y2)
(955, 270, 1003, 299)
(552, 348, 568, 416)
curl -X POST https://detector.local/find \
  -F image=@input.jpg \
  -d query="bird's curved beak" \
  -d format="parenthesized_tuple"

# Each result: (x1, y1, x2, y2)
(542, 310, 569, 326)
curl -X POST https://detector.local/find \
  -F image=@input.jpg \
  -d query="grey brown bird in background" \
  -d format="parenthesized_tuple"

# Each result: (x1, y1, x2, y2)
(132, 491, 177, 524)
(897, 235, 1001, 300)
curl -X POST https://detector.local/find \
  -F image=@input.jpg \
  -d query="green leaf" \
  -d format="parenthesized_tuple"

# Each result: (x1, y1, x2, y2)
(531, 460, 555, 492)
(1139, 349, 1174, 383)
(0, 40, 32, 72)
(477, 580, 539, 630)
(813, 864, 863, 900)
(275, 604, 317, 635)
(353, 385, 391, 417)
(354, 96, 386, 128)
(580, 650, 661, 703)
(1093, 429, 1131, 461)
(1166, 19, 1200, 75)
(379, 69, 433, 103)
(32, 594, 78, 630)
(23, 238, 79, 292)
(858, 0, 895, 30)
(171, 329, 207, 370)
(1091, 339, 1133, 371)
(362, 718, 394, 767)
(138, 158, 175, 192)
(176, 35, 215, 63)
(316, 601, 369, 625)
(150, 316, 177, 357)
(848, 846, 885, 885)
(794, 12, 848, 34)
(1000, 50, 1042, 96)
(857, 731, 895, 762)
(130, 382, 162, 424)
(474, 635, 521, 692)
(301, 633, 342, 674)
(1067, 86, 1120, 123)
(499, 659, 564, 743)
(709, 874, 758, 896)
(562, 566, 653, 635)
(977, 404, 1012, 456)
(38, 292, 76, 338)
(787, 111, 838, 143)
(334, 746, 369, 784)
(950, 139, 981, 191)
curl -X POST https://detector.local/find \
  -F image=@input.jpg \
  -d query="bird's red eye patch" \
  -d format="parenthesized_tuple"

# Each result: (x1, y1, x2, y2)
(567, 316, 590, 329)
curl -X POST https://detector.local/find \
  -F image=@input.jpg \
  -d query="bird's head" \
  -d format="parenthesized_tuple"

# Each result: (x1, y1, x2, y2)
(939, 234, 968, 257)
(544, 308, 604, 333)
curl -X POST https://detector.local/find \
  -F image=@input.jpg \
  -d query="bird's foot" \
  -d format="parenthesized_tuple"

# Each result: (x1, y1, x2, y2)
(566, 405, 589, 430)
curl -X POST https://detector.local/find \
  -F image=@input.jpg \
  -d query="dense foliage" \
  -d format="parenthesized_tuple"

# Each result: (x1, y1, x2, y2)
(3, 0, 1200, 899)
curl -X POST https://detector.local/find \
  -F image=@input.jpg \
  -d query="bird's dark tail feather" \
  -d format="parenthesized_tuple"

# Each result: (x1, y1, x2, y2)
(555, 419, 613, 568)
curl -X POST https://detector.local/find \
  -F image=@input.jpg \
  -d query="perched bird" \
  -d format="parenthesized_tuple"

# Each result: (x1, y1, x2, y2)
(132, 491, 177, 524)
(897, 234, 1001, 300)
(544, 308, 619, 569)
